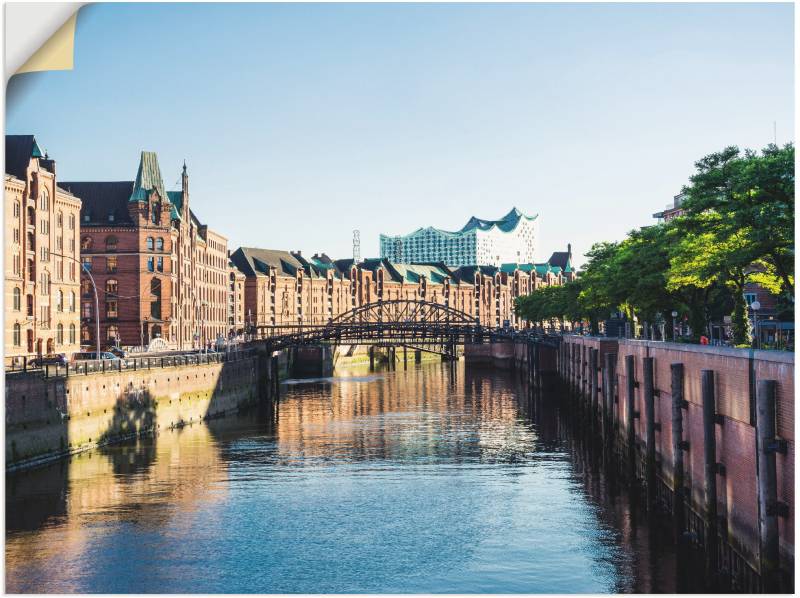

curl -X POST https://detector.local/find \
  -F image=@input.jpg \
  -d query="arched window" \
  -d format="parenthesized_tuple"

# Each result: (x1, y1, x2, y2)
(69, 291, 76, 312)
(150, 278, 162, 319)
(12, 287, 20, 311)
(155, 237, 164, 251)
(56, 289, 64, 312)
(81, 236, 93, 250)
(106, 279, 118, 294)
(57, 211, 63, 227)
(81, 325, 91, 343)
(13, 324, 21, 346)
(146, 237, 154, 251)
(40, 189, 49, 211)
(69, 323, 76, 344)
(107, 325, 120, 342)
(56, 323, 64, 344)
(105, 236, 118, 251)
(26, 294, 34, 317)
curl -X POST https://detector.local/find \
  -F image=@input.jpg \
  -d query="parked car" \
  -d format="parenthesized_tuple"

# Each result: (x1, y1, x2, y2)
(29, 354, 68, 368)
(73, 351, 120, 361)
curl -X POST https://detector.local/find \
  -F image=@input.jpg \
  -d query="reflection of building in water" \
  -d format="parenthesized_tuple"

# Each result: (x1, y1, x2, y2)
(6, 422, 233, 590)
(274, 364, 536, 462)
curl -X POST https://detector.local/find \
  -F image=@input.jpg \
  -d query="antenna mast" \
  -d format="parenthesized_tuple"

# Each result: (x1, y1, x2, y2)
(352, 230, 361, 263)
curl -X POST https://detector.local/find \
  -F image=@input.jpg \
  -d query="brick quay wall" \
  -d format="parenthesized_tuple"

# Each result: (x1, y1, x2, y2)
(559, 336, 793, 591)
(6, 352, 265, 471)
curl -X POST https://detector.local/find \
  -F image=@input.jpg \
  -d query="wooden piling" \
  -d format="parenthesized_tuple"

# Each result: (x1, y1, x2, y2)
(643, 356, 656, 505)
(625, 354, 636, 475)
(589, 348, 598, 420)
(671, 363, 686, 536)
(603, 352, 617, 441)
(369, 346, 375, 370)
(701, 369, 718, 576)
(756, 379, 780, 591)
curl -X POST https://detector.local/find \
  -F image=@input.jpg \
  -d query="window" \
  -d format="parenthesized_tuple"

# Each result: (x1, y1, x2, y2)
(82, 302, 93, 318)
(106, 256, 117, 273)
(40, 246, 49, 261)
(150, 278, 162, 319)
(82, 256, 92, 271)
(106, 279, 118, 294)
(745, 293, 758, 307)
(57, 211, 63, 227)
(81, 278, 92, 295)
(40, 189, 49, 211)
(83, 213, 91, 223)
(157, 257, 164, 272)
(69, 323, 76, 344)
(108, 212, 115, 222)
(56, 289, 64, 312)
(57, 324, 64, 344)
(13, 228, 19, 244)
(40, 219, 49, 235)
(147, 257, 154, 272)
(156, 237, 164, 251)
(40, 272, 49, 295)
(81, 325, 90, 343)
(105, 236, 118, 251)
(26, 294, 33, 317)
(13, 287, 20, 311)
(146, 237, 154, 251)
(81, 236, 93, 250)
(107, 325, 120, 342)
(13, 201, 20, 218)
(69, 291, 76, 312)
(106, 300, 118, 318)
(13, 324, 21, 347)
(69, 214, 75, 230)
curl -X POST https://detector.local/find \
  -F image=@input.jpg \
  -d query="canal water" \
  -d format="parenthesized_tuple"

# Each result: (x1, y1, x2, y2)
(7, 361, 707, 593)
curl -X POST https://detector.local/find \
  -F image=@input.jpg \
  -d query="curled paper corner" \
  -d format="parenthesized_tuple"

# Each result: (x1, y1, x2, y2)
(16, 11, 78, 75)
(15, 11, 78, 75)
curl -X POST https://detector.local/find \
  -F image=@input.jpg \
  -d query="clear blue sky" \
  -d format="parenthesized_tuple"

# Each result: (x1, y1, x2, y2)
(6, 2, 794, 267)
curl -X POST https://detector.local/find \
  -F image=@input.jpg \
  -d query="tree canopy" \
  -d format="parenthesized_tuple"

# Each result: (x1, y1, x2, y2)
(515, 143, 794, 345)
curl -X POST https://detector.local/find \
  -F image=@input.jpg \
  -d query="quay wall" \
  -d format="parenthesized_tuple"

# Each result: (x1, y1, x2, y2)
(6, 354, 262, 471)
(560, 335, 794, 588)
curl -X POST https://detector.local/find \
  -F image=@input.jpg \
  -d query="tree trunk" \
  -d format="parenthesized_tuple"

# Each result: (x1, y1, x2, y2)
(731, 283, 751, 346)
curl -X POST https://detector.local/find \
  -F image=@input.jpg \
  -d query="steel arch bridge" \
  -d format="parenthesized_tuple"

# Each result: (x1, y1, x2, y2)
(252, 299, 541, 352)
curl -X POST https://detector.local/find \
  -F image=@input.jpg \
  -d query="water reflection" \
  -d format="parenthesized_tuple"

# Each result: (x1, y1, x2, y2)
(8, 361, 702, 593)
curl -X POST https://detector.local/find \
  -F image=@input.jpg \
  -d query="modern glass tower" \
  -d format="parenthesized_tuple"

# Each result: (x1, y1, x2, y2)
(379, 207, 538, 267)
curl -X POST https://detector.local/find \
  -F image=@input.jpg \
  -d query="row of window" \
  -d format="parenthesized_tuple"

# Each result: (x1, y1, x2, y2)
(12, 322, 78, 347)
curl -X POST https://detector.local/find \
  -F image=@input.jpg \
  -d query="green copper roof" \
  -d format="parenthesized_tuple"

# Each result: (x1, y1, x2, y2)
(129, 151, 168, 204)
(166, 191, 183, 221)
(31, 139, 43, 158)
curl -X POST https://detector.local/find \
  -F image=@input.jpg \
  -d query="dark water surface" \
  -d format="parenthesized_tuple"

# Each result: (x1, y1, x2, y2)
(7, 362, 700, 593)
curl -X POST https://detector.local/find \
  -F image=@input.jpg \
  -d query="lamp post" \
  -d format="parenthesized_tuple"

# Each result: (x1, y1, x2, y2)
(671, 310, 679, 340)
(53, 252, 101, 359)
(751, 300, 761, 350)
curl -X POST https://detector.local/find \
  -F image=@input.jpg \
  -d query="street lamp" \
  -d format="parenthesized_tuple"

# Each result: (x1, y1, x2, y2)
(53, 252, 101, 359)
(751, 300, 761, 349)
(671, 310, 679, 340)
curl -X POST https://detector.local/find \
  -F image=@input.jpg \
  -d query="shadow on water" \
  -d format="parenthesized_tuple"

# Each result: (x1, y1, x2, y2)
(517, 377, 718, 594)
(6, 360, 748, 593)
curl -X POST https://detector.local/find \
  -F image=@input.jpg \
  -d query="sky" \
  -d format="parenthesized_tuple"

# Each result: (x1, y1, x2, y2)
(6, 2, 794, 268)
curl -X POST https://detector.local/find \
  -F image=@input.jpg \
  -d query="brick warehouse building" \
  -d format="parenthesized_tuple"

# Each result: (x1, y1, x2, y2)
(5, 135, 82, 362)
(61, 152, 228, 351)
(229, 246, 575, 331)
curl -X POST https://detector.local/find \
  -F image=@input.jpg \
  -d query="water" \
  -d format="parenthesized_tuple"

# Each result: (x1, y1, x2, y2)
(7, 362, 700, 593)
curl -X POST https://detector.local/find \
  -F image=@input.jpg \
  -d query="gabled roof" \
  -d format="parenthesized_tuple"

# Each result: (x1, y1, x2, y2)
(5, 135, 42, 180)
(548, 252, 571, 272)
(60, 181, 136, 225)
(129, 151, 168, 204)
(231, 247, 310, 278)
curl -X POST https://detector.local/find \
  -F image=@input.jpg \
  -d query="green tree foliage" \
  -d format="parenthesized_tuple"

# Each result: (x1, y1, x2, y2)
(515, 143, 794, 346)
